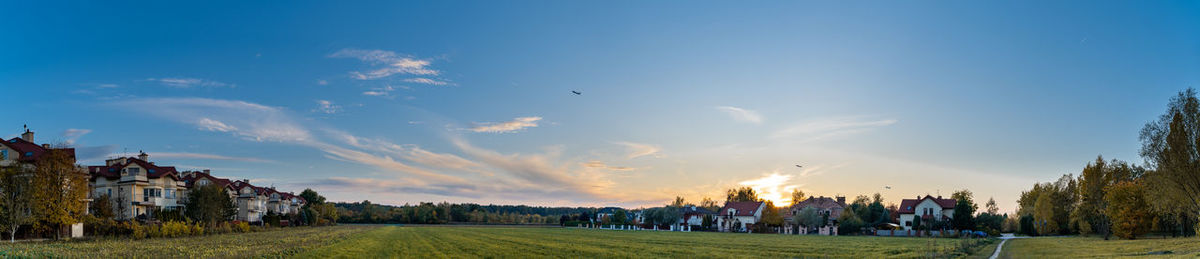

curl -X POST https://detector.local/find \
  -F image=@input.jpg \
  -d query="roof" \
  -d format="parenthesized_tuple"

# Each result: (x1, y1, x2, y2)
(88, 157, 180, 180)
(898, 195, 956, 214)
(678, 205, 716, 215)
(1, 137, 76, 162)
(718, 201, 764, 217)
(182, 171, 234, 189)
(786, 196, 847, 218)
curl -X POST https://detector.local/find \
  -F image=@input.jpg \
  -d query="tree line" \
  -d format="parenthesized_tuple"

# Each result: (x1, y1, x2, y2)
(332, 201, 617, 225)
(1013, 88, 1200, 240)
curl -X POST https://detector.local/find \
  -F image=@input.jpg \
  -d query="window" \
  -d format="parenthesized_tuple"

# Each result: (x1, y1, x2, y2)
(166, 189, 175, 199)
(24, 152, 32, 157)
(107, 188, 112, 197)
(148, 169, 156, 174)
(127, 168, 140, 174)
(143, 188, 162, 202)
(905, 221, 911, 226)
(1, 150, 6, 159)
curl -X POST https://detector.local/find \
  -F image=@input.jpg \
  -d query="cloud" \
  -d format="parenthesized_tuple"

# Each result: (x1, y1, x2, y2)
(362, 85, 397, 97)
(317, 80, 328, 85)
(147, 152, 273, 163)
(403, 78, 449, 86)
(75, 145, 118, 162)
(336, 132, 488, 176)
(314, 100, 342, 114)
(471, 117, 542, 133)
(615, 141, 662, 159)
(197, 118, 237, 132)
(716, 106, 763, 124)
(115, 98, 311, 143)
(738, 171, 803, 206)
(329, 49, 439, 80)
(145, 78, 233, 88)
(61, 129, 92, 145)
(771, 117, 898, 140)
(582, 160, 636, 171)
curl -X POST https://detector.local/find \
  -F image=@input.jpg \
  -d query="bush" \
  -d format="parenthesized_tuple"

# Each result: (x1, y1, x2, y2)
(131, 223, 146, 240)
(234, 221, 251, 233)
(191, 223, 204, 235)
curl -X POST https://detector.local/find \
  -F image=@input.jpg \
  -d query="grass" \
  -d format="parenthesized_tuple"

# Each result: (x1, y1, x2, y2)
(300, 226, 992, 258)
(998, 236, 1200, 258)
(0, 225, 374, 258)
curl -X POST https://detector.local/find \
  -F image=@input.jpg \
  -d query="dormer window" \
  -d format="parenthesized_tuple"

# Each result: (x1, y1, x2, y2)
(127, 168, 141, 174)
(24, 152, 32, 157)
(148, 169, 156, 174)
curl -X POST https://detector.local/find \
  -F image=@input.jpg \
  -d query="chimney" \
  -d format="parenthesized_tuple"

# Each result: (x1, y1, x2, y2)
(203, 169, 210, 175)
(41, 144, 49, 148)
(937, 195, 942, 199)
(836, 196, 846, 205)
(137, 151, 149, 161)
(21, 129, 33, 143)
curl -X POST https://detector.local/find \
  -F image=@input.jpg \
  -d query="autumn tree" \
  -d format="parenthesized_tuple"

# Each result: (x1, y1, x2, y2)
(790, 189, 806, 207)
(29, 149, 87, 239)
(1140, 88, 1200, 237)
(760, 201, 784, 228)
(726, 187, 760, 202)
(671, 196, 686, 208)
(699, 197, 720, 212)
(1105, 180, 1153, 239)
(1034, 193, 1058, 235)
(89, 194, 115, 220)
(0, 167, 33, 242)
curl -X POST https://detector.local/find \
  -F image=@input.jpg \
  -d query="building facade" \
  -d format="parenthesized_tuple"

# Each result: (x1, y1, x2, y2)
(897, 195, 956, 230)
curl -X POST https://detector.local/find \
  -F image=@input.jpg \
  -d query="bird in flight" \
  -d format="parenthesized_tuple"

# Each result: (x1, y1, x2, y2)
(571, 91, 582, 95)
(795, 165, 803, 168)
(884, 186, 892, 190)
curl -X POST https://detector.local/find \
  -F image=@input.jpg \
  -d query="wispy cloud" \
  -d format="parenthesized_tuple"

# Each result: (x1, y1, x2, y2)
(471, 117, 542, 133)
(61, 129, 92, 145)
(115, 98, 311, 143)
(145, 78, 233, 88)
(771, 117, 898, 141)
(313, 100, 342, 114)
(615, 141, 662, 159)
(716, 106, 763, 124)
(148, 152, 273, 163)
(582, 160, 636, 171)
(329, 49, 439, 80)
(362, 85, 399, 98)
(403, 78, 449, 86)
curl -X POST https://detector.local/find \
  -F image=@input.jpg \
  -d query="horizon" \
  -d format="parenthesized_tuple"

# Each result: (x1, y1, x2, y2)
(4, 1, 1199, 214)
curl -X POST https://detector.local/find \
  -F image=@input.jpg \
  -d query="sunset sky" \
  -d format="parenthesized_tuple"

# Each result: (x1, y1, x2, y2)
(3, 1, 1198, 213)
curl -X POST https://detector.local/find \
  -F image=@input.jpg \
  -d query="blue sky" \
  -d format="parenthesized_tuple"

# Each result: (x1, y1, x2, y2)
(2, 1, 1197, 212)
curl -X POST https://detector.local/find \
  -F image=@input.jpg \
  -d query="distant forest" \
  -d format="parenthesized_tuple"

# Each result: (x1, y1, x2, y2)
(334, 201, 620, 225)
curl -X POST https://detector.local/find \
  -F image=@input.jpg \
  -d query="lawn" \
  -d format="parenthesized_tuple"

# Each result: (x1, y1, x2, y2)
(998, 236, 1200, 258)
(300, 226, 992, 258)
(0, 225, 375, 258)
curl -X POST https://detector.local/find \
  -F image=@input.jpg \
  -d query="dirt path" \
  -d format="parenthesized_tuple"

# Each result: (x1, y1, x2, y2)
(990, 233, 1027, 259)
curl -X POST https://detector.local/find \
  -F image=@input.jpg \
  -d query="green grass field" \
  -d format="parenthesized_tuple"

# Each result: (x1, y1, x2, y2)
(0, 225, 1003, 258)
(997, 236, 1200, 258)
(301, 226, 990, 258)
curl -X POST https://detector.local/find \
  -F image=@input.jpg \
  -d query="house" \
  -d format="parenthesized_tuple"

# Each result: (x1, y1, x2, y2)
(785, 196, 846, 235)
(180, 169, 239, 203)
(231, 180, 268, 223)
(897, 195, 956, 230)
(716, 201, 765, 232)
(88, 152, 187, 220)
(0, 129, 76, 168)
(677, 205, 715, 227)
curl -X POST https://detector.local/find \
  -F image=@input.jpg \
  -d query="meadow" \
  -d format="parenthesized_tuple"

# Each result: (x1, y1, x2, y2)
(997, 236, 1200, 258)
(0, 225, 1004, 258)
(0, 225, 374, 258)
(301, 226, 995, 258)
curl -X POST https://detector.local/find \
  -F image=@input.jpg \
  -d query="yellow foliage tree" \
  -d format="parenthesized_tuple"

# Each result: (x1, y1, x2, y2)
(1105, 180, 1152, 239)
(29, 149, 87, 239)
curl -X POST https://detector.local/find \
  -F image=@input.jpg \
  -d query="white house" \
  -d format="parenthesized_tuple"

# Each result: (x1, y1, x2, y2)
(897, 195, 956, 230)
(88, 153, 187, 220)
(716, 201, 765, 232)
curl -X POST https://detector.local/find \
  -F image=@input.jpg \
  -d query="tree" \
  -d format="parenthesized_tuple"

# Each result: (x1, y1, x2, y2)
(613, 210, 627, 225)
(699, 197, 719, 212)
(726, 187, 759, 202)
(1140, 88, 1200, 236)
(985, 197, 999, 215)
(0, 167, 33, 242)
(29, 149, 87, 239)
(90, 194, 115, 220)
(1034, 193, 1058, 235)
(298, 188, 326, 208)
(838, 208, 865, 235)
(671, 196, 686, 208)
(1105, 180, 1152, 239)
(790, 189, 806, 207)
(185, 184, 236, 226)
(793, 206, 823, 234)
(760, 201, 784, 228)
(951, 189, 977, 230)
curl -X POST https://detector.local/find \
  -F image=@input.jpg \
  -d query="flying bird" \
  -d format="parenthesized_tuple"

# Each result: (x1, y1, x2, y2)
(571, 91, 582, 95)
(885, 186, 892, 190)
(795, 165, 803, 168)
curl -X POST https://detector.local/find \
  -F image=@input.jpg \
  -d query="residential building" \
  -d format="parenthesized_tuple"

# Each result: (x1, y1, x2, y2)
(232, 180, 268, 223)
(784, 196, 846, 235)
(0, 129, 76, 168)
(716, 201, 765, 232)
(677, 205, 715, 227)
(897, 195, 956, 230)
(88, 152, 186, 220)
(180, 169, 238, 200)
